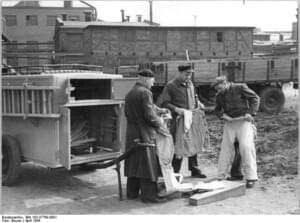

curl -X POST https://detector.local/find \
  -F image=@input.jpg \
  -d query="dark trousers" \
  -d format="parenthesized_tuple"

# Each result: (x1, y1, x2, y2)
(231, 140, 243, 177)
(172, 154, 198, 173)
(126, 177, 158, 200)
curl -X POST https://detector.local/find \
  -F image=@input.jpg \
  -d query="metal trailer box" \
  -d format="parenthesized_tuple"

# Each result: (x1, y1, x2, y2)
(2, 66, 137, 185)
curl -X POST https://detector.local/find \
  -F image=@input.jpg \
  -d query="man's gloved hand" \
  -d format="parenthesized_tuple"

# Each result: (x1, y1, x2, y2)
(175, 107, 185, 115)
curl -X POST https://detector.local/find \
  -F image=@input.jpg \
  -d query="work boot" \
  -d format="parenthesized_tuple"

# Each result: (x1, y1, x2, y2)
(246, 180, 256, 188)
(191, 167, 207, 178)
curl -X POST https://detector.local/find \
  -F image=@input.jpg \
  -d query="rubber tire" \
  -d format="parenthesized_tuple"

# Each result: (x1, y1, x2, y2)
(259, 87, 285, 113)
(2, 135, 22, 186)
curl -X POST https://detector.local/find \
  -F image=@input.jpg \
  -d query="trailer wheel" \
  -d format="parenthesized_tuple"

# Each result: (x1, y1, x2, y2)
(259, 87, 285, 113)
(2, 135, 22, 186)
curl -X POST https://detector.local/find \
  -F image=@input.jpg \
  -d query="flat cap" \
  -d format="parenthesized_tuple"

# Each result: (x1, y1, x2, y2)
(178, 64, 194, 72)
(211, 75, 227, 88)
(138, 69, 154, 77)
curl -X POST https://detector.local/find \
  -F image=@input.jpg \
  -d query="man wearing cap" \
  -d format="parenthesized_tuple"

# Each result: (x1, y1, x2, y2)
(212, 75, 260, 188)
(157, 64, 207, 178)
(124, 69, 169, 203)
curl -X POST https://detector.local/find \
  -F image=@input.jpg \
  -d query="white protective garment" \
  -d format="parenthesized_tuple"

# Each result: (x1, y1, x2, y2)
(217, 119, 258, 180)
(183, 109, 193, 133)
(156, 132, 193, 193)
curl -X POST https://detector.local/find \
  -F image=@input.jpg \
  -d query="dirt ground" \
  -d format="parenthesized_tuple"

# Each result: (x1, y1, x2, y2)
(2, 83, 299, 215)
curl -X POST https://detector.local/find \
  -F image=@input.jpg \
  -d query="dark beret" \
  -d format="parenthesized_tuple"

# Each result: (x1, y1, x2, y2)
(138, 69, 154, 77)
(178, 64, 194, 72)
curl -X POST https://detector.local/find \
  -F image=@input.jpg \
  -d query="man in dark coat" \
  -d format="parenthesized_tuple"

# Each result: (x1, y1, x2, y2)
(157, 64, 207, 178)
(124, 69, 168, 203)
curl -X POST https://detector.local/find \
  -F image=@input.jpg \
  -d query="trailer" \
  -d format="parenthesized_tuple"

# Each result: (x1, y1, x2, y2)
(136, 55, 298, 113)
(1, 64, 137, 186)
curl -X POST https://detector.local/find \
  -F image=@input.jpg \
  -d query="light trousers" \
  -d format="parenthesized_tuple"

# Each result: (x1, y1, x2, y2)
(218, 120, 258, 180)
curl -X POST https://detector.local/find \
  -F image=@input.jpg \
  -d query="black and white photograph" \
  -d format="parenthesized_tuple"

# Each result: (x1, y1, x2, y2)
(0, 0, 299, 218)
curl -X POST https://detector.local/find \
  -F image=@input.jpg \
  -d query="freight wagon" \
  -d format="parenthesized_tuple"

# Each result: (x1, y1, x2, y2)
(136, 55, 298, 113)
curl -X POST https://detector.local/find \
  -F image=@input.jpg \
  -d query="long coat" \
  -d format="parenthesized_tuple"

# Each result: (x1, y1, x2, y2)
(124, 82, 163, 182)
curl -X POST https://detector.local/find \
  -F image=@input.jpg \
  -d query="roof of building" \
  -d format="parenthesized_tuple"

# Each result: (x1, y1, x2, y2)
(5, 0, 90, 8)
(56, 19, 255, 30)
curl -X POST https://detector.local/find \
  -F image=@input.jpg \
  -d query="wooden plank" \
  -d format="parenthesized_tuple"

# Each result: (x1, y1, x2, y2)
(20, 90, 25, 114)
(189, 181, 245, 206)
(42, 90, 47, 114)
(48, 90, 53, 114)
(3, 90, 7, 113)
(36, 90, 41, 114)
(31, 90, 35, 114)
(7, 90, 12, 114)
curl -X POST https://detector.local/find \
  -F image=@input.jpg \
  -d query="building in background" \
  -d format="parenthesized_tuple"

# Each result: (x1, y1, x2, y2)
(54, 20, 254, 72)
(2, 0, 96, 66)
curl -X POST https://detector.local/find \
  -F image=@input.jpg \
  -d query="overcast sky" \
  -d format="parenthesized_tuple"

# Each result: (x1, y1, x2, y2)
(2, 0, 298, 31)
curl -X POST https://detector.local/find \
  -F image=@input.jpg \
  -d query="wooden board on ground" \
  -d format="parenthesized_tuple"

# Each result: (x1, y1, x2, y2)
(189, 180, 245, 206)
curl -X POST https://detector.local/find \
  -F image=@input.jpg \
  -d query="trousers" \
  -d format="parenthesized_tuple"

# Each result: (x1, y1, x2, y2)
(126, 177, 158, 200)
(172, 155, 198, 173)
(218, 120, 258, 180)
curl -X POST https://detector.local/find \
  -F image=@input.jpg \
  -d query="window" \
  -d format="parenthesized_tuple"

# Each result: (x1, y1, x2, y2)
(216, 32, 223, 42)
(62, 14, 67, 21)
(47, 15, 58, 26)
(26, 15, 38, 26)
(84, 12, 92, 22)
(4, 15, 17, 26)
(68, 15, 80, 21)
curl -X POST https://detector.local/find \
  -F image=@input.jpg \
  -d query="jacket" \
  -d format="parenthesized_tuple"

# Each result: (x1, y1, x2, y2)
(124, 82, 163, 181)
(215, 83, 260, 118)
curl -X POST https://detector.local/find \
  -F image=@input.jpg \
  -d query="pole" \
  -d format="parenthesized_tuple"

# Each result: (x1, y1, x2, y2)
(149, 0, 153, 25)
(297, 0, 300, 213)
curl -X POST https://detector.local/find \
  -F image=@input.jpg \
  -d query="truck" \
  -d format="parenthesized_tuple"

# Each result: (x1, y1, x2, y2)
(1, 64, 136, 190)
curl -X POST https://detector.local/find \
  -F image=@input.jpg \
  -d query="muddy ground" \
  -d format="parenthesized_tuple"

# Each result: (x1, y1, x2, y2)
(2, 83, 299, 215)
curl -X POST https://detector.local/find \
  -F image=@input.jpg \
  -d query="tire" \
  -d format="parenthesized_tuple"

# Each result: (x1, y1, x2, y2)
(259, 87, 285, 113)
(2, 135, 22, 186)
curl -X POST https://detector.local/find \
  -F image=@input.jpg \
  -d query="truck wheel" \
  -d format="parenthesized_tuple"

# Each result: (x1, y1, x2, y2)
(2, 135, 22, 186)
(259, 87, 285, 113)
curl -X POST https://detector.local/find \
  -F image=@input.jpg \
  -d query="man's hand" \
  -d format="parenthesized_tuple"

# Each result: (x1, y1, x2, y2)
(175, 107, 185, 115)
(197, 102, 205, 110)
(244, 113, 254, 122)
(221, 114, 232, 121)
(157, 126, 170, 136)
(160, 108, 169, 114)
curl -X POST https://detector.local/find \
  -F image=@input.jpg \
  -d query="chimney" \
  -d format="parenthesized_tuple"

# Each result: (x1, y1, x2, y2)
(121, 9, 125, 22)
(64, 1, 72, 8)
(136, 15, 142, 23)
(126, 16, 130, 22)
(149, 0, 153, 25)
